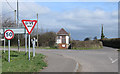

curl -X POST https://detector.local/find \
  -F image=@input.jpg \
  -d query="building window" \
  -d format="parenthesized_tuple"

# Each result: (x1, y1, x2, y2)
(62, 36, 66, 43)
(57, 36, 60, 39)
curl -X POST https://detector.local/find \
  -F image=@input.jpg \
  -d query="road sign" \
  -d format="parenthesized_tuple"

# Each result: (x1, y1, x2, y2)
(4, 29, 14, 62)
(0, 28, 28, 34)
(22, 20, 37, 60)
(22, 20, 37, 34)
(0, 29, 3, 34)
(5, 28, 27, 34)
(4, 29, 14, 40)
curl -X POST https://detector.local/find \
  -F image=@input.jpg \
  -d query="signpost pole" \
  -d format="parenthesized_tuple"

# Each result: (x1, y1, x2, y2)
(33, 38, 35, 57)
(4, 29, 14, 62)
(8, 40, 10, 62)
(28, 34, 30, 60)
(3, 27, 5, 53)
(22, 20, 37, 60)
(4, 37, 5, 53)
(25, 32, 27, 54)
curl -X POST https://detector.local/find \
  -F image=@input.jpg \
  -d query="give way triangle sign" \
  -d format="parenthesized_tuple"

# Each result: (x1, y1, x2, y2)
(22, 20, 37, 34)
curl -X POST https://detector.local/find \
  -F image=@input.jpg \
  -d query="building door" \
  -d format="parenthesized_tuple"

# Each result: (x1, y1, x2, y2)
(62, 36, 66, 44)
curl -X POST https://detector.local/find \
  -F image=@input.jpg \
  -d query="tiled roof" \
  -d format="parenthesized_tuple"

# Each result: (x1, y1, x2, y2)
(57, 28, 68, 35)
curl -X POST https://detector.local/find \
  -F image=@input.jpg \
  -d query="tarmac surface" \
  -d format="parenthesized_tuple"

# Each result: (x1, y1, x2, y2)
(0, 46, 118, 72)
(37, 47, 118, 72)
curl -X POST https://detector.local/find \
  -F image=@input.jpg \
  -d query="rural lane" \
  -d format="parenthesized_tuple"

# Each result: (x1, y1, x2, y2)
(37, 47, 118, 72)
(0, 46, 118, 72)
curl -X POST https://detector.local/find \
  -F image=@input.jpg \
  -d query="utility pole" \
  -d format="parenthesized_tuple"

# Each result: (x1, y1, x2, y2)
(37, 13, 38, 47)
(101, 24, 105, 39)
(17, 0, 20, 51)
(14, 10, 16, 27)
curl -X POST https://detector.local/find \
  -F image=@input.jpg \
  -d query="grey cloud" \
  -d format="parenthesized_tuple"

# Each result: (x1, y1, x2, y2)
(2, 2, 118, 40)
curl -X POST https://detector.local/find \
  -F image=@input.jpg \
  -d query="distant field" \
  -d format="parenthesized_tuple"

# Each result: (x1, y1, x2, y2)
(2, 51, 47, 72)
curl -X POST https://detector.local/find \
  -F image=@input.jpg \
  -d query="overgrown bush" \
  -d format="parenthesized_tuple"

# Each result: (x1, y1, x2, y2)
(71, 40, 103, 49)
(100, 38, 120, 48)
(2, 32, 56, 48)
(37, 32, 56, 47)
(2, 34, 25, 46)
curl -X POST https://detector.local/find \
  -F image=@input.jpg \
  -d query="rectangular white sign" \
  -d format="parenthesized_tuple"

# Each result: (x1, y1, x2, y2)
(0, 29, 3, 34)
(0, 28, 28, 34)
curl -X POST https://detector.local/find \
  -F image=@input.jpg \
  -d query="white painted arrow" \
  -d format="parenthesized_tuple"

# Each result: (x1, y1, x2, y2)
(109, 57, 118, 63)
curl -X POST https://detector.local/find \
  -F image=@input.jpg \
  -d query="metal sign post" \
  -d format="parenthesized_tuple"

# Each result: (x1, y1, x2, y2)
(0, 27, 28, 53)
(25, 32, 27, 54)
(4, 38, 5, 53)
(31, 38, 36, 57)
(8, 40, 10, 62)
(28, 35, 30, 60)
(4, 29, 14, 62)
(22, 20, 37, 60)
(33, 38, 35, 57)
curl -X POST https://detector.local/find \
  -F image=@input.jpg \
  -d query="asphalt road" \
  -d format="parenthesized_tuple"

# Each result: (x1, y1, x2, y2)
(0, 46, 118, 72)
(0, 47, 77, 72)
(38, 51, 77, 72)
(37, 47, 118, 72)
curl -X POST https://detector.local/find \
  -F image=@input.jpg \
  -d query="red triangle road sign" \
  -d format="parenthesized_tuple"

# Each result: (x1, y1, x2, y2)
(22, 20, 37, 34)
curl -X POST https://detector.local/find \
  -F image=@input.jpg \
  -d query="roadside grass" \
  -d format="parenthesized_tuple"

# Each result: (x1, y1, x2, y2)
(1, 46, 26, 48)
(0, 50, 2, 74)
(37, 47, 103, 50)
(71, 47, 103, 50)
(37, 47, 57, 49)
(2, 50, 47, 72)
(117, 48, 120, 51)
(1, 45, 102, 50)
(1, 46, 34, 49)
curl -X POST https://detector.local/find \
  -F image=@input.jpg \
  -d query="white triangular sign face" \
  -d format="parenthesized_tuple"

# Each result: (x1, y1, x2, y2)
(22, 20, 37, 34)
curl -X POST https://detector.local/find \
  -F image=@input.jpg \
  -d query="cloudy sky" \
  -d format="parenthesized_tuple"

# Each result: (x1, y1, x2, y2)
(2, 0, 119, 40)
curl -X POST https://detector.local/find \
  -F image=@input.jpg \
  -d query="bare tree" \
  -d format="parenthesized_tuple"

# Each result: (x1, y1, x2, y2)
(2, 17, 15, 27)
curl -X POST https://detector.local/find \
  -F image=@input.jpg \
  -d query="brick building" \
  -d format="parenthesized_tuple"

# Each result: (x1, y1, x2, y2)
(56, 28, 70, 49)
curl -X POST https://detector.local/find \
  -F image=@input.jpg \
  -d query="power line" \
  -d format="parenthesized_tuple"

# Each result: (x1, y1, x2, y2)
(6, 0, 15, 10)
(0, 11, 13, 16)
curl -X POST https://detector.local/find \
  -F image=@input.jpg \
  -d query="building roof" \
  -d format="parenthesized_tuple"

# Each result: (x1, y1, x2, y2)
(57, 28, 69, 35)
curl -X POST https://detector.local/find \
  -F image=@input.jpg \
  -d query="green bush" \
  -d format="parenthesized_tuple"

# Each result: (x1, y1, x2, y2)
(71, 40, 103, 49)
(101, 38, 120, 48)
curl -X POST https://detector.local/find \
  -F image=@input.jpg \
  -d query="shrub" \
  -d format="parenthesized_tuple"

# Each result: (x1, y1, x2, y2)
(100, 38, 120, 48)
(71, 40, 103, 49)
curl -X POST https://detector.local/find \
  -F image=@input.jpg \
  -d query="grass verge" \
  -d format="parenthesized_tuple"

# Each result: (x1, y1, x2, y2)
(117, 49, 120, 51)
(38, 47, 57, 49)
(71, 47, 103, 50)
(2, 50, 47, 72)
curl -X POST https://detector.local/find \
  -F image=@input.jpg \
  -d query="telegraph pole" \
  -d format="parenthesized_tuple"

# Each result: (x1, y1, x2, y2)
(17, 0, 20, 51)
(37, 13, 38, 47)
(101, 24, 105, 39)
(14, 10, 16, 27)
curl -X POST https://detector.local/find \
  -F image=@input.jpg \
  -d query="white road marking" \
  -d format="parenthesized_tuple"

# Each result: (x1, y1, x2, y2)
(109, 57, 118, 63)
(74, 62, 79, 72)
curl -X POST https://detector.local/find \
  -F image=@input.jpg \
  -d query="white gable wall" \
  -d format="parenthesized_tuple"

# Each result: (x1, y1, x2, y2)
(56, 36, 69, 44)
(66, 36, 69, 44)
(56, 36, 61, 44)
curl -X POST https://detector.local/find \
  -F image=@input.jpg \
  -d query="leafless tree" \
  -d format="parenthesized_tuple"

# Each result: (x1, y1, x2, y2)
(2, 17, 15, 27)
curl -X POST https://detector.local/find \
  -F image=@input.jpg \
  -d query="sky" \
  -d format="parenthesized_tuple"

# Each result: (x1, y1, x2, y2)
(1, 1, 119, 40)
